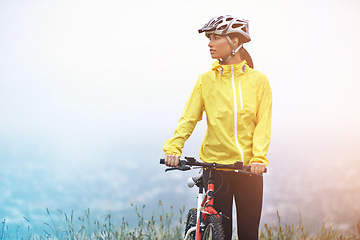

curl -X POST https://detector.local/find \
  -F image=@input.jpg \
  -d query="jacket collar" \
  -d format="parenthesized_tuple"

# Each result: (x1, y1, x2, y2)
(211, 60, 249, 76)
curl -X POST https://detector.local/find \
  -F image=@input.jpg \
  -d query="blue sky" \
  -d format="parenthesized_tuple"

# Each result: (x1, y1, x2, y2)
(1, 0, 360, 231)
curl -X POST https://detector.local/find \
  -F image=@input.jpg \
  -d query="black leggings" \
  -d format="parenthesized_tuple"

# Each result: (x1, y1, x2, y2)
(203, 169, 263, 240)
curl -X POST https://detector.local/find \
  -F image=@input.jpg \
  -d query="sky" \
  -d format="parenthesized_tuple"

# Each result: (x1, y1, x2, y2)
(1, 0, 359, 164)
(1, 0, 360, 232)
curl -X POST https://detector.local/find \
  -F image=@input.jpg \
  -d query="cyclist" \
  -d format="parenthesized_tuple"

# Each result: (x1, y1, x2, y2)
(163, 15, 272, 240)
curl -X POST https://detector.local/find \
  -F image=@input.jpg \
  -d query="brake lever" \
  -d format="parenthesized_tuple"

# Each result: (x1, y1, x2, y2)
(165, 166, 191, 172)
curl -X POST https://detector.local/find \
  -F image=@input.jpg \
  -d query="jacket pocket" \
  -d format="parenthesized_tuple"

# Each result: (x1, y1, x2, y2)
(238, 81, 256, 117)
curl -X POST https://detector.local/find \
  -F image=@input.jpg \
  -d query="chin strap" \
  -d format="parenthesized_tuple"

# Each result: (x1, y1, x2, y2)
(218, 36, 243, 64)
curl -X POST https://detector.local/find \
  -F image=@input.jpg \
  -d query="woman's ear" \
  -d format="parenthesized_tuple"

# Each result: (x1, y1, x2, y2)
(232, 36, 240, 48)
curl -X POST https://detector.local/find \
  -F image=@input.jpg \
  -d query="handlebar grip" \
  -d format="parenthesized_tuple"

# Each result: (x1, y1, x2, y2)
(159, 158, 184, 166)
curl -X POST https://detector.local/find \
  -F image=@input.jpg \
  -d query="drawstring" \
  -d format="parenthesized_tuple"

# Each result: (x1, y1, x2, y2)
(242, 64, 247, 73)
(219, 64, 247, 75)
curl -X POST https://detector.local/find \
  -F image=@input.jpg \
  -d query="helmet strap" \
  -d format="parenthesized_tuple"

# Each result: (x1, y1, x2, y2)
(218, 36, 243, 64)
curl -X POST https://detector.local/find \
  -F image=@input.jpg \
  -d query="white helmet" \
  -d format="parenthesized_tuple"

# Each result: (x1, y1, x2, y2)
(198, 15, 251, 43)
(199, 15, 251, 64)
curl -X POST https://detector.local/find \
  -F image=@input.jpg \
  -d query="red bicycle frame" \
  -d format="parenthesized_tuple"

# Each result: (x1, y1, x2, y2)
(195, 173, 221, 240)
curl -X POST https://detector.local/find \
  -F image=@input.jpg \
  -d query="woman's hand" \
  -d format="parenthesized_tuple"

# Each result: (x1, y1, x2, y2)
(249, 162, 266, 174)
(164, 154, 180, 167)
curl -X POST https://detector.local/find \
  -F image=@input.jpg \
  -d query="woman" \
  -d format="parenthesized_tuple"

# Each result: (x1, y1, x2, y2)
(163, 15, 272, 240)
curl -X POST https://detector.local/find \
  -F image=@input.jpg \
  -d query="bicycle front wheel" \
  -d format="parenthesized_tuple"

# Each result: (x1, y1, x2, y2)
(202, 215, 225, 240)
(185, 208, 197, 240)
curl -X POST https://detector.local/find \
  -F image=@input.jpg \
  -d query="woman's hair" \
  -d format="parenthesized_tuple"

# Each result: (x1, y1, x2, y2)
(228, 33, 254, 68)
(239, 47, 253, 69)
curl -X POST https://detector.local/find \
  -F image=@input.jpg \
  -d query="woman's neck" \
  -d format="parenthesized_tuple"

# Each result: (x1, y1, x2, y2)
(220, 54, 242, 65)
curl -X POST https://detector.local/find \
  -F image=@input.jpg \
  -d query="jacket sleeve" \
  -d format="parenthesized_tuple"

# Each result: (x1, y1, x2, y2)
(250, 75, 272, 166)
(163, 77, 205, 156)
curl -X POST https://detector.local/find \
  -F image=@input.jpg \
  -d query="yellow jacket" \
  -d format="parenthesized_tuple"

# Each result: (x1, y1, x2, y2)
(163, 60, 272, 166)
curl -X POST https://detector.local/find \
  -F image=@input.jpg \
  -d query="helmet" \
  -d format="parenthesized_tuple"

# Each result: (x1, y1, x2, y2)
(198, 15, 251, 43)
(199, 15, 252, 64)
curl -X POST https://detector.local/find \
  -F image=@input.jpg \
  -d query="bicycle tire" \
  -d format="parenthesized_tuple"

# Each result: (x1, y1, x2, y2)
(185, 208, 197, 240)
(202, 215, 225, 240)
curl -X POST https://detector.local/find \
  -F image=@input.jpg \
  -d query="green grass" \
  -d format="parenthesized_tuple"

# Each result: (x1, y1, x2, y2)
(1, 201, 359, 240)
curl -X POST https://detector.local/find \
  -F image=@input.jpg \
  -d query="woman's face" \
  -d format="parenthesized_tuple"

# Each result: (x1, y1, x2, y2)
(208, 34, 233, 60)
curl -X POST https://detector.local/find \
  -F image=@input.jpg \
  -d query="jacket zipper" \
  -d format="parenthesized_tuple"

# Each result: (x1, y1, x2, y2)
(231, 65, 245, 161)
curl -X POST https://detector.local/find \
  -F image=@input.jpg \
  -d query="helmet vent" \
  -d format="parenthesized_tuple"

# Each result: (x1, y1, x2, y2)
(226, 17, 233, 21)
(232, 23, 242, 29)
(218, 25, 227, 30)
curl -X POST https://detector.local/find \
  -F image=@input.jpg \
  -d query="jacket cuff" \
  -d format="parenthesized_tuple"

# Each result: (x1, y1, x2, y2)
(163, 146, 182, 157)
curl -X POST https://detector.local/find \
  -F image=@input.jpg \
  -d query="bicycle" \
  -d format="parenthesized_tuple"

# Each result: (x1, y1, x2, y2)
(160, 156, 266, 240)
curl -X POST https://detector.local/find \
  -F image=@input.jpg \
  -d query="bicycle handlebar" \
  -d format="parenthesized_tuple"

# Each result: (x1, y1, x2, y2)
(160, 156, 267, 174)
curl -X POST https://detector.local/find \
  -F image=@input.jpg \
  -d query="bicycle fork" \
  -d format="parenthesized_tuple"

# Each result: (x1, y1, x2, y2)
(195, 190, 205, 240)
(196, 174, 219, 240)
(184, 191, 204, 240)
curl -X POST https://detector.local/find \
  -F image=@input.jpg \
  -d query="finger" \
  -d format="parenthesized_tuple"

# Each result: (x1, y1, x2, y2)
(169, 155, 179, 167)
(250, 163, 257, 173)
(256, 164, 265, 174)
(168, 155, 174, 167)
(165, 154, 173, 167)
(164, 155, 169, 166)
(252, 164, 257, 174)
(171, 156, 176, 167)
(171, 155, 177, 167)
(255, 165, 260, 174)
(250, 164, 255, 173)
(256, 164, 261, 174)
(257, 166, 263, 174)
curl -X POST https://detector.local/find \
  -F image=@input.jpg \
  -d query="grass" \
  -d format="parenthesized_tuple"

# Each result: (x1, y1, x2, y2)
(259, 211, 360, 240)
(1, 201, 359, 240)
